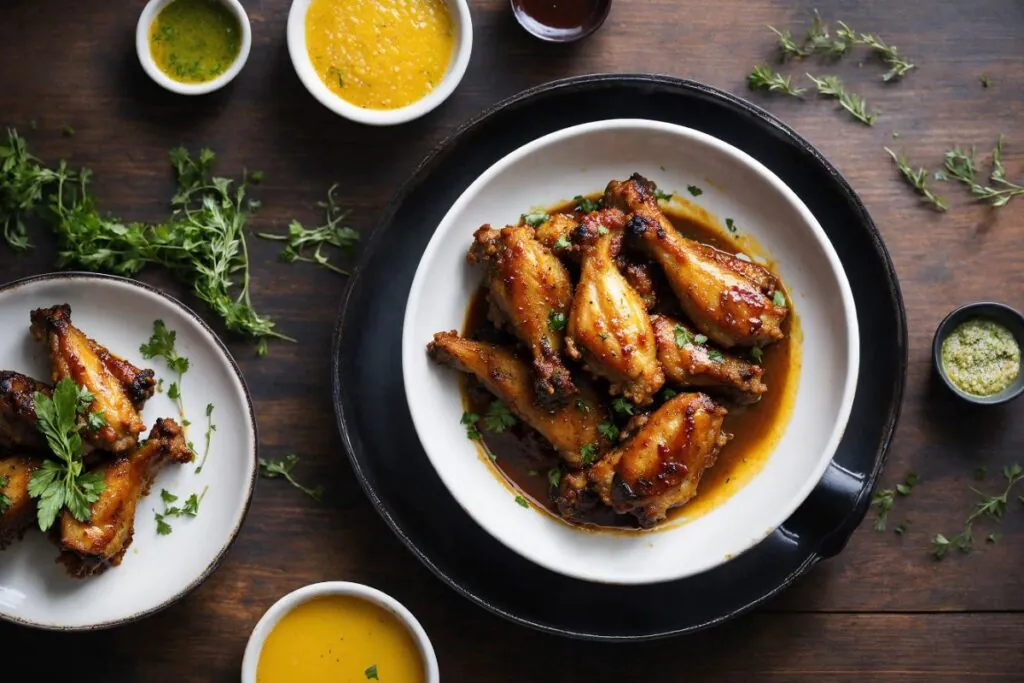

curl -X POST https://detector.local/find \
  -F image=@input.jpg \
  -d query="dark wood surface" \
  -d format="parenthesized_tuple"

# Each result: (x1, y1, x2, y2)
(2, 0, 1024, 680)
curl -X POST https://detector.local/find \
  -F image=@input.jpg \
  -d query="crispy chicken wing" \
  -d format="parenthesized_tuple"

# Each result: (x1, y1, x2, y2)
(651, 314, 768, 405)
(0, 455, 41, 549)
(59, 418, 193, 577)
(427, 332, 608, 467)
(588, 392, 729, 527)
(468, 225, 577, 406)
(30, 305, 149, 453)
(605, 174, 787, 348)
(0, 371, 50, 452)
(618, 257, 658, 310)
(565, 209, 665, 405)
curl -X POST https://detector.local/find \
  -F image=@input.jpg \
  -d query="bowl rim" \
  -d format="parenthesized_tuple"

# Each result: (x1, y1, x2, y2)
(508, 0, 612, 43)
(400, 117, 861, 585)
(240, 581, 440, 683)
(285, 0, 474, 126)
(931, 300, 1024, 405)
(135, 0, 253, 96)
(0, 271, 259, 631)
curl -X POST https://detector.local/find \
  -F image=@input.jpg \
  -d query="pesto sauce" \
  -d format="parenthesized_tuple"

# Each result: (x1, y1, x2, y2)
(150, 0, 241, 84)
(941, 318, 1021, 396)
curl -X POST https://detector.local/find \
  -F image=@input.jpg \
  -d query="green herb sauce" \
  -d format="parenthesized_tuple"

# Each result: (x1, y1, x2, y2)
(941, 318, 1020, 396)
(150, 0, 241, 84)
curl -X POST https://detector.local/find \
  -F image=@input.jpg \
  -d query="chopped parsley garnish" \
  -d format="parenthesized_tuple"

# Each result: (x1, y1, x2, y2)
(258, 183, 359, 276)
(932, 463, 1022, 559)
(611, 397, 634, 415)
(708, 349, 725, 363)
(461, 412, 481, 441)
(482, 401, 517, 433)
(548, 310, 567, 332)
(673, 324, 692, 348)
(258, 454, 324, 502)
(522, 210, 549, 227)
(598, 421, 620, 442)
(154, 486, 207, 536)
(693, 334, 708, 345)
(893, 521, 910, 535)
(194, 403, 216, 474)
(365, 664, 379, 680)
(772, 290, 787, 308)
(597, 226, 609, 236)
(654, 189, 673, 202)
(573, 195, 601, 213)
(554, 235, 571, 249)
(725, 217, 737, 233)
(686, 185, 703, 197)
(896, 472, 919, 496)
(0, 475, 10, 516)
(575, 399, 589, 414)
(514, 495, 529, 508)
(660, 388, 678, 401)
(141, 319, 189, 420)
(871, 473, 918, 532)
(548, 467, 562, 489)
(750, 347, 764, 364)
(580, 443, 599, 466)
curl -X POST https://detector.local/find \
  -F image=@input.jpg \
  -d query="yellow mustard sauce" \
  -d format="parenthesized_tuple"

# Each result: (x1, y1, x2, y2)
(257, 595, 425, 683)
(305, 0, 455, 110)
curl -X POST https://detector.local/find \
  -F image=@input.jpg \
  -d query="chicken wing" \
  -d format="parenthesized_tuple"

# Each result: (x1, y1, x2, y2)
(427, 332, 608, 467)
(30, 305, 148, 453)
(0, 371, 50, 452)
(468, 225, 577, 406)
(86, 339, 157, 411)
(0, 455, 41, 549)
(565, 209, 665, 405)
(588, 392, 729, 527)
(534, 212, 580, 257)
(58, 418, 193, 577)
(651, 314, 767, 405)
(604, 174, 787, 348)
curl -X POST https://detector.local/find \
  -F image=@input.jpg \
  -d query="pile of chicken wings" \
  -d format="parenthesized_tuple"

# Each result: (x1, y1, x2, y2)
(428, 173, 791, 528)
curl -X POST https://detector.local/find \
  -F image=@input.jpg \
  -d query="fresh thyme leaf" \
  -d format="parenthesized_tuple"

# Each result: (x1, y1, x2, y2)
(803, 10, 849, 58)
(580, 443, 598, 466)
(654, 189, 673, 202)
(554, 235, 571, 249)
(548, 467, 562, 489)
(611, 398, 634, 415)
(673, 324, 692, 348)
(767, 25, 809, 60)
(483, 401, 517, 433)
(573, 195, 601, 213)
(835, 21, 915, 82)
(871, 488, 894, 531)
(522, 210, 549, 227)
(548, 310, 567, 332)
(257, 184, 359, 276)
(896, 472, 918, 496)
(807, 74, 876, 125)
(461, 412, 482, 441)
(937, 463, 1024, 557)
(258, 454, 324, 502)
(941, 137, 1024, 208)
(747, 64, 805, 96)
(686, 185, 703, 197)
(598, 421, 620, 442)
(194, 403, 215, 474)
(141, 319, 189, 418)
(884, 147, 948, 211)
(514, 495, 529, 508)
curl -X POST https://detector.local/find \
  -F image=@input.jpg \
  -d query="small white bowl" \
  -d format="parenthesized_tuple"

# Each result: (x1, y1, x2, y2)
(241, 582, 440, 683)
(136, 0, 252, 96)
(286, 0, 473, 126)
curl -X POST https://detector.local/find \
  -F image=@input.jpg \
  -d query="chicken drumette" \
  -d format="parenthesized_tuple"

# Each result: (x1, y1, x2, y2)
(427, 332, 609, 467)
(0, 455, 41, 548)
(604, 174, 787, 348)
(0, 371, 51, 452)
(468, 225, 577, 406)
(564, 209, 665, 405)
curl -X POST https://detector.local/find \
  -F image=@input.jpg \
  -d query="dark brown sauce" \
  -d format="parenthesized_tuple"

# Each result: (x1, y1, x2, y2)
(462, 197, 798, 531)
(510, 0, 609, 41)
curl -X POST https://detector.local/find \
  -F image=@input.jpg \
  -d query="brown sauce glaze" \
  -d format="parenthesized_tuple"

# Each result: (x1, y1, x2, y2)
(461, 195, 800, 531)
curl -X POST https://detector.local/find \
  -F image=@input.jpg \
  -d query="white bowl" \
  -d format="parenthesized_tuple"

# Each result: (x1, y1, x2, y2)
(286, 0, 473, 126)
(241, 581, 440, 683)
(136, 0, 252, 96)
(401, 119, 859, 585)
(0, 273, 257, 628)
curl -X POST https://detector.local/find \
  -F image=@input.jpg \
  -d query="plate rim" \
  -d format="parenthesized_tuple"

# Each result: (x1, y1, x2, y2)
(0, 270, 259, 632)
(332, 73, 909, 640)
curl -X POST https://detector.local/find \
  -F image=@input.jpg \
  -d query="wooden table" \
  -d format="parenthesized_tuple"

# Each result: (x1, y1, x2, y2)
(2, 0, 1023, 680)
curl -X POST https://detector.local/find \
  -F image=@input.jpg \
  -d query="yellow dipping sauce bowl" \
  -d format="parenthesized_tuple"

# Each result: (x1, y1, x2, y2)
(287, 0, 473, 125)
(242, 582, 439, 683)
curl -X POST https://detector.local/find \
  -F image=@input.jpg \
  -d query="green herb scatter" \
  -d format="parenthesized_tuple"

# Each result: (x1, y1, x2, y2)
(461, 412, 482, 441)
(686, 185, 703, 197)
(612, 397, 634, 415)
(154, 485, 207, 535)
(482, 401, 517, 433)
(0, 476, 10, 516)
(140, 319, 189, 420)
(365, 664, 379, 680)
(548, 310, 567, 332)
(514, 495, 528, 508)
(580, 443, 598, 466)
(522, 210, 549, 227)
(258, 454, 324, 502)
(598, 421, 620, 442)
(573, 195, 601, 213)
(195, 404, 216, 474)
(257, 183, 360, 275)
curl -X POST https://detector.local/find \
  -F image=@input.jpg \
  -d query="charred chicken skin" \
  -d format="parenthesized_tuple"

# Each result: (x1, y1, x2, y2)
(59, 418, 193, 577)
(468, 225, 578, 406)
(588, 392, 729, 527)
(565, 209, 665, 405)
(0, 371, 50, 452)
(0, 455, 41, 548)
(30, 305, 149, 453)
(650, 314, 768, 405)
(427, 331, 608, 467)
(604, 174, 787, 348)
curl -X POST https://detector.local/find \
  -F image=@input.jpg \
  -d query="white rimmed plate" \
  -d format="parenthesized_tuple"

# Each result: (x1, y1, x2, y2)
(0, 273, 257, 629)
(402, 119, 859, 585)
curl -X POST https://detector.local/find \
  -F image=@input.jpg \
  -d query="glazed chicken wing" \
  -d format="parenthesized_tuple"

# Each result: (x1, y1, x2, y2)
(0, 455, 41, 548)
(0, 371, 50, 452)
(651, 314, 767, 405)
(588, 392, 729, 527)
(427, 332, 608, 467)
(59, 418, 193, 577)
(468, 225, 577, 406)
(565, 209, 665, 405)
(604, 174, 787, 348)
(30, 305, 150, 453)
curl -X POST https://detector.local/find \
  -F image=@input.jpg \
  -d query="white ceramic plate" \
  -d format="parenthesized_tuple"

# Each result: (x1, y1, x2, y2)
(0, 273, 257, 629)
(402, 119, 859, 585)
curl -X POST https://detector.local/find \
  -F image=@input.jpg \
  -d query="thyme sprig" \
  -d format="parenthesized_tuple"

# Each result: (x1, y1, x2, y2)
(938, 136, 1024, 208)
(747, 64, 805, 96)
(807, 74, 876, 126)
(884, 147, 948, 211)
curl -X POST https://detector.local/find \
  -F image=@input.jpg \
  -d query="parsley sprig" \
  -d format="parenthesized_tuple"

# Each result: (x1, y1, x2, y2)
(482, 401, 516, 433)
(257, 183, 359, 276)
(932, 464, 1023, 559)
(884, 148, 948, 211)
(258, 454, 324, 502)
(0, 127, 60, 251)
(154, 486, 207, 535)
(870, 472, 918, 532)
(195, 403, 216, 474)
(140, 319, 189, 418)
(27, 379, 108, 531)
(0, 475, 10, 516)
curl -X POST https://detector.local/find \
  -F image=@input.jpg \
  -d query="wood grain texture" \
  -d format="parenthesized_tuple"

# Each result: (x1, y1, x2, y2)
(2, 0, 1024, 679)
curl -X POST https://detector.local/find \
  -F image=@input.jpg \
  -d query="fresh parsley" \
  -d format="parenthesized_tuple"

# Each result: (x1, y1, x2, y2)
(141, 319, 189, 418)
(660, 388, 678, 401)
(258, 454, 324, 502)
(522, 210, 549, 227)
(482, 401, 517, 433)
(0, 475, 10, 516)
(554, 235, 571, 249)
(580, 443, 598, 466)
(686, 185, 703, 197)
(933, 463, 1023, 559)
(365, 664, 379, 680)
(611, 397, 634, 415)
(894, 521, 910, 536)
(980, 75, 992, 88)
(514, 495, 528, 508)
(708, 349, 725, 363)
(654, 189, 673, 202)
(573, 195, 601, 213)
(673, 324, 692, 348)
(547, 467, 562, 489)
(751, 347, 764, 364)
(194, 404, 216, 474)
(257, 183, 359, 275)
(693, 333, 709, 344)
(154, 486, 207, 535)
(598, 421, 620, 442)
(574, 399, 589, 414)
(871, 473, 918, 532)
(0, 128, 62, 251)
(27, 378, 107, 531)
(548, 310, 567, 332)
(772, 290, 787, 308)
(461, 412, 482, 441)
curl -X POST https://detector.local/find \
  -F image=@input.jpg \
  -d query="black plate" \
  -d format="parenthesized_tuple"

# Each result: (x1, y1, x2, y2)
(332, 74, 907, 641)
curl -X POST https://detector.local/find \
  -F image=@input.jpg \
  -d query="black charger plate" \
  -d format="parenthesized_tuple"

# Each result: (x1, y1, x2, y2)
(332, 74, 907, 640)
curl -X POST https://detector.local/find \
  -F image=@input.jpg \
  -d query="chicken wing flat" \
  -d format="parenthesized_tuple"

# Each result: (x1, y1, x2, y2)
(86, 338, 157, 411)
(30, 305, 149, 453)
(565, 209, 665, 405)
(468, 225, 577, 406)
(604, 174, 787, 348)
(59, 418, 193, 577)
(427, 332, 608, 467)
(588, 392, 729, 527)
(651, 314, 767, 405)
(0, 371, 50, 452)
(0, 455, 41, 549)
(534, 212, 580, 257)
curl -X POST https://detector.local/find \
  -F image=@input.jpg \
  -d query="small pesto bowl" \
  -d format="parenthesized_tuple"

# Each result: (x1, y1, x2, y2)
(932, 301, 1024, 405)
(136, 0, 252, 96)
